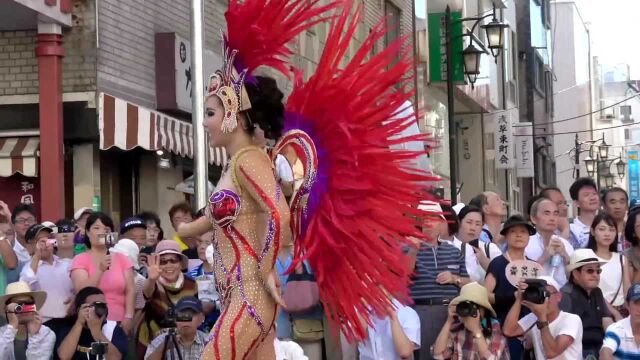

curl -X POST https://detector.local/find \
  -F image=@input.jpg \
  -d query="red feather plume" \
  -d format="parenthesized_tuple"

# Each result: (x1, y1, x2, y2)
(225, 0, 339, 77)
(283, 1, 440, 341)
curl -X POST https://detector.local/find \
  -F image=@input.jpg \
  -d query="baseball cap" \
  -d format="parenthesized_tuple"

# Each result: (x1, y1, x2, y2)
(418, 200, 446, 221)
(73, 207, 93, 221)
(119, 217, 147, 235)
(25, 223, 57, 243)
(627, 283, 640, 302)
(174, 296, 203, 313)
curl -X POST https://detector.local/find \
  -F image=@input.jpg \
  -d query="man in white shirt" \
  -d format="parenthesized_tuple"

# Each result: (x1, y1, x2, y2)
(525, 198, 574, 287)
(568, 178, 600, 249)
(0, 281, 55, 360)
(601, 283, 640, 359)
(19, 223, 74, 321)
(358, 299, 421, 360)
(503, 276, 583, 360)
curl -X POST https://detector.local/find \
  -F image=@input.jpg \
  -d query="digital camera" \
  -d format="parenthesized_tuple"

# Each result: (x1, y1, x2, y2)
(455, 301, 479, 318)
(159, 307, 194, 328)
(14, 304, 36, 313)
(522, 278, 550, 304)
(92, 301, 108, 318)
(97, 232, 118, 247)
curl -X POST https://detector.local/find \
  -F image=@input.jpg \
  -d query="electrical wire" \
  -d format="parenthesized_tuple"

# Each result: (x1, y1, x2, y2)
(514, 120, 640, 137)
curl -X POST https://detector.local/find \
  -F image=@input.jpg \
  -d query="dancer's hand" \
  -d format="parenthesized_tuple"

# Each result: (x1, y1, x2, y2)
(266, 270, 286, 308)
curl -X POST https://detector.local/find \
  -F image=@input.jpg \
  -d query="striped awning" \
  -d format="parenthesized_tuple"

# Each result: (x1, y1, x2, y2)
(98, 93, 227, 167)
(0, 137, 39, 177)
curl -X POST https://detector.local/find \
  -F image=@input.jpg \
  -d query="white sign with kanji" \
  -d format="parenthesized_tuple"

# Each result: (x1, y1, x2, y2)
(515, 122, 534, 178)
(495, 113, 514, 169)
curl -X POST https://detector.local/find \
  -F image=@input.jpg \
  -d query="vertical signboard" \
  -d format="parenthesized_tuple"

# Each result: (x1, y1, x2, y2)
(495, 113, 514, 169)
(427, 12, 464, 83)
(515, 122, 534, 178)
(629, 150, 639, 204)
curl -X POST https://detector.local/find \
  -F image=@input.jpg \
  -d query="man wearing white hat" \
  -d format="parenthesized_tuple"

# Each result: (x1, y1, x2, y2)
(503, 276, 583, 360)
(560, 248, 613, 358)
(0, 281, 55, 359)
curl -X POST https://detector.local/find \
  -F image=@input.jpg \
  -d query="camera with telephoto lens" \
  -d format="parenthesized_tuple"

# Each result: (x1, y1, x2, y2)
(455, 301, 479, 318)
(522, 278, 550, 304)
(92, 302, 108, 318)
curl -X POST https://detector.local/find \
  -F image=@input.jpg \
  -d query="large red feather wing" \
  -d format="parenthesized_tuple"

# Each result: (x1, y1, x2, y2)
(284, 1, 439, 341)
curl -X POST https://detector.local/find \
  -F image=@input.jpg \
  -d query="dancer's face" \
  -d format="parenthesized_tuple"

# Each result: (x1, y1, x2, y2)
(204, 95, 231, 148)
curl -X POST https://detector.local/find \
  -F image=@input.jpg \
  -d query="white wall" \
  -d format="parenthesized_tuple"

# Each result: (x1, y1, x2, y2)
(551, 2, 592, 215)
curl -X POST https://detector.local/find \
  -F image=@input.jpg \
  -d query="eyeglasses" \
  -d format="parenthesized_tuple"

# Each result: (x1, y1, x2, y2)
(159, 258, 181, 266)
(581, 268, 602, 275)
(14, 218, 36, 225)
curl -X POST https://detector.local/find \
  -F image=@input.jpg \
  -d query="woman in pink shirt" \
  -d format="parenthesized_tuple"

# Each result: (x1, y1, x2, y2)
(70, 213, 135, 335)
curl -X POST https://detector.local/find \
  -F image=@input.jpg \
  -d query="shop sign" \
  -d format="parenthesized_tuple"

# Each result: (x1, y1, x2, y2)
(0, 174, 40, 218)
(427, 12, 464, 83)
(515, 122, 534, 178)
(495, 113, 513, 169)
(629, 150, 639, 203)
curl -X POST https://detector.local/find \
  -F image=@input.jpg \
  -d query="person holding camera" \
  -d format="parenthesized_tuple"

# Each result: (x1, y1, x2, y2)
(144, 296, 208, 360)
(560, 248, 613, 358)
(432, 282, 508, 359)
(70, 213, 136, 335)
(503, 276, 583, 360)
(0, 281, 55, 359)
(19, 223, 74, 321)
(51, 286, 128, 360)
(54, 219, 79, 259)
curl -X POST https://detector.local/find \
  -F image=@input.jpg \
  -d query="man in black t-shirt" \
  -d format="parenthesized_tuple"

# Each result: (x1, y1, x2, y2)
(47, 287, 128, 360)
(560, 248, 613, 358)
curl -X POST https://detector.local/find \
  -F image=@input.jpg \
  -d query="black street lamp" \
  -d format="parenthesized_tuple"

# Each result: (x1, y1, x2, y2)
(616, 157, 627, 180)
(481, 17, 510, 59)
(444, 5, 508, 204)
(604, 173, 616, 189)
(462, 43, 484, 85)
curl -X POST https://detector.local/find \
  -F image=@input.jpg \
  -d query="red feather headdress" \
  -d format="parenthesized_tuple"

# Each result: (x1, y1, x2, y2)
(206, 0, 339, 133)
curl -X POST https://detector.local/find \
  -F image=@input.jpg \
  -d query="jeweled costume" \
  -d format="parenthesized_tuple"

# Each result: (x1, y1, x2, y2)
(202, 0, 437, 357)
(201, 0, 337, 358)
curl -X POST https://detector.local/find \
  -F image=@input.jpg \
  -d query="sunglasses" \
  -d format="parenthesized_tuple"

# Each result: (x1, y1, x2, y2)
(159, 258, 181, 266)
(581, 268, 602, 275)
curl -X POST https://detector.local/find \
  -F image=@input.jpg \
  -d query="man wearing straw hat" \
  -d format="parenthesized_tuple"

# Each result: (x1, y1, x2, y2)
(432, 282, 509, 359)
(0, 281, 55, 359)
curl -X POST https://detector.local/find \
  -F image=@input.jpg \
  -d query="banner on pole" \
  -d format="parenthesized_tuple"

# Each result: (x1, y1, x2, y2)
(515, 122, 534, 178)
(629, 150, 639, 204)
(495, 113, 514, 169)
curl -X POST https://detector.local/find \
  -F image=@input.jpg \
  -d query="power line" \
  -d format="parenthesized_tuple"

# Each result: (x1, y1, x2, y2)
(514, 120, 640, 137)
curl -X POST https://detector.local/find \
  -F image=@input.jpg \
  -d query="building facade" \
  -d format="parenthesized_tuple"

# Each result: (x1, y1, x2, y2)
(551, 0, 593, 215)
(0, 0, 416, 231)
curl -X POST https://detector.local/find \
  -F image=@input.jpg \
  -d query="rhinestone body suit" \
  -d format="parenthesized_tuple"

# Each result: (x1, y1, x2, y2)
(202, 146, 290, 359)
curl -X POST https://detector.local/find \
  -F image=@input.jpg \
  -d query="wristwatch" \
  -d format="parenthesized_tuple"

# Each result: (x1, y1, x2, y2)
(473, 332, 483, 340)
(536, 321, 549, 329)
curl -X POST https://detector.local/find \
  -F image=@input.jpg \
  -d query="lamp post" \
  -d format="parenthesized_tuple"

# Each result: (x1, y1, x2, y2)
(444, 5, 507, 204)
(583, 149, 626, 190)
